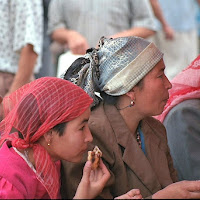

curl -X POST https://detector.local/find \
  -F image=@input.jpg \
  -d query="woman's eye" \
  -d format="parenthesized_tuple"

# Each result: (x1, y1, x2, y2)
(80, 126, 85, 131)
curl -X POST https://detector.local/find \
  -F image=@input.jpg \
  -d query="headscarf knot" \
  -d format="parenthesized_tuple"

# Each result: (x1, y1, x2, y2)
(12, 137, 34, 149)
(64, 47, 101, 107)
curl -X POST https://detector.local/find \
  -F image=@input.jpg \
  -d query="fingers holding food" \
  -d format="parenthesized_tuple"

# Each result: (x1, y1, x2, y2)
(88, 146, 102, 170)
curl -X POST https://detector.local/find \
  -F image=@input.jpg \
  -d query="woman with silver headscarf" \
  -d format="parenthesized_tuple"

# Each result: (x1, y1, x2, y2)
(61, 36, 200, 199)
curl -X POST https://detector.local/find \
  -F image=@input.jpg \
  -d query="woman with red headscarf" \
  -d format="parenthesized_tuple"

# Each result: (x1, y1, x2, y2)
(0, 77, 111, 199)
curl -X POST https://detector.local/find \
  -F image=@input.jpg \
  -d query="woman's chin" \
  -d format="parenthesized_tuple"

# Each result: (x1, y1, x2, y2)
(69, 155, 85, 163)
(153, 108, 164, 116)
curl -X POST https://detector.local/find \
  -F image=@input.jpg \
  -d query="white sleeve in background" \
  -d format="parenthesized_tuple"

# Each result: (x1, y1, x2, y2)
(10, 0, 43, 56)
(129, 0, 157, 31)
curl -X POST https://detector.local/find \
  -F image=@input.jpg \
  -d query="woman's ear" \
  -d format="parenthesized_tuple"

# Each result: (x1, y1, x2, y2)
(43, 130, 53, 146)
(126, 88, 136, 100)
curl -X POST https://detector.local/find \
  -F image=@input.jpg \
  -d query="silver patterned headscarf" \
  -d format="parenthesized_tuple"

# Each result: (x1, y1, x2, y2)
(64, 36, 163, 107)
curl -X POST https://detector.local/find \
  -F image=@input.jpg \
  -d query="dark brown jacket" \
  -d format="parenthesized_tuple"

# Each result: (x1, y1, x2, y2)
(61, 103, 177, 199)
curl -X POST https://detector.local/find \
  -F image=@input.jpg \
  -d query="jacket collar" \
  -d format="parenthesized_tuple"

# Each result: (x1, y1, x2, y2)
(104, 103, 162, 194)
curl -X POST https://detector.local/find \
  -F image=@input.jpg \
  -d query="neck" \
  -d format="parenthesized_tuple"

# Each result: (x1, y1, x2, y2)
(117, 96, 144, 136)
(119, 107, 142, 136)
(17, 148, 35, 167)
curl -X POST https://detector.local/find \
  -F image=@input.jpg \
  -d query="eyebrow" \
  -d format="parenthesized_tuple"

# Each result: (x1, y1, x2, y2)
(159, 68, 165, 73)
(80, 119, 89, 124)
(161, 66, 165, 70)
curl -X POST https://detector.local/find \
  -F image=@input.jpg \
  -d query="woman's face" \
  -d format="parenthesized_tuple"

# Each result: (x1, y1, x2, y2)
(134, 59, 172, 116)
(49, 108, 93, 163)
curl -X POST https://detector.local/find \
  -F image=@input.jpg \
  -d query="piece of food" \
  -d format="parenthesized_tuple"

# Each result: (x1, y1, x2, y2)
(87, 146, 102, 169)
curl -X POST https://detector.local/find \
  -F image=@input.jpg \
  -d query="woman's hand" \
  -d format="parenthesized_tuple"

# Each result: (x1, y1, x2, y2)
(74, 159, 110, 199)
(65, 30, 89, 55)
(152, 180, 200, 199)
(115, 189, 142, 199)
(163, 24, 175, 40)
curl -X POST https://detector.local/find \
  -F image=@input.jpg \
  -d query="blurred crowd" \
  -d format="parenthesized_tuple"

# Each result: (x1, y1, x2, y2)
(0, 0, 200, 199)
(0, 0, 199, 98)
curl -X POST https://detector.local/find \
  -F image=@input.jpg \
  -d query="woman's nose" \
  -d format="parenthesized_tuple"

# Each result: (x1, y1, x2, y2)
(85, 126, 93, 143)
(165, 75, 172, 90)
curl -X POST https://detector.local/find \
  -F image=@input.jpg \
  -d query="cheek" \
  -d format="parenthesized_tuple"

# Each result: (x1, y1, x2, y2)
(52, 135, 76, 159)
(63, 135, 84, 154)
(138, 89, 161, 112)
(56, 141, 80, 161)
(139, 90, 156, 105)
(150, 93, 166, 114)
(144, 84, 163, 102)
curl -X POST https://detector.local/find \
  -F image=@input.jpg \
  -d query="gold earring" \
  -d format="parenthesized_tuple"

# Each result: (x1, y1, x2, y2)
(47, 140, 51, 146)
(47, 132, 52, 146)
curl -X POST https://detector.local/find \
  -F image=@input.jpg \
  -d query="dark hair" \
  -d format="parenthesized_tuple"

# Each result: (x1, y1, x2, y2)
(99, 78, 144, 106)
(52, 122, 67, 136)
(100, 91, 119, 105)
(18, 131, 24, 139)
(18, 122, 67, 138)
(135, 78, 144, 89)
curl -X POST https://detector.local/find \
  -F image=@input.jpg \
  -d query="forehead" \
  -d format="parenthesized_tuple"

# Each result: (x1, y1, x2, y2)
(69, 108, 91, 125)
(147, 59, 165, 76)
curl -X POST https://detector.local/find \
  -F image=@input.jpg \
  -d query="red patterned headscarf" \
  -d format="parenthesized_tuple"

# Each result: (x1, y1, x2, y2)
(0, 77, 93, 199)
(156, 55, 200, 122)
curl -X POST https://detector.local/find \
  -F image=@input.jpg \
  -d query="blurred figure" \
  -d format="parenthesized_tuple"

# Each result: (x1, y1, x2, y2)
(0, 0, 43, 97)
(197, 6, 200, 53)
(151, 0, 200, 80)
(156, 56, 200, 181)
(0, 0, 43, 121)
(36, 0, 56, 78)
(150, 0, 174, 40)
(47, 0, 157, 74)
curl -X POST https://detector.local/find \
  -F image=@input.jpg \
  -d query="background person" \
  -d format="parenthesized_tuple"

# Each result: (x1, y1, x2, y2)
(47, 0, 157, 74)
(156, 56, 200, 181)
(62, 36, 200, 199)
(0, 0, 43, 97)
(36, 0, 56, 78)
(151, 0, 200, 80)
(0, 0, 43, 121)
(149, 0, 174, 40)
